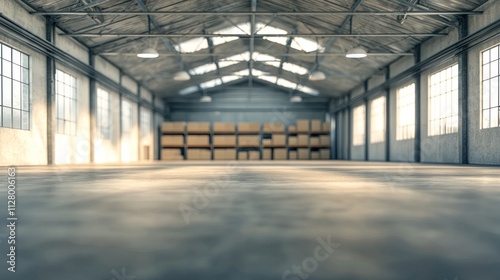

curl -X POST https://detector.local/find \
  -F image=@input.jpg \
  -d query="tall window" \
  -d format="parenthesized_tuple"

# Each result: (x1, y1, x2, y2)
(140, 109, 151, 138)
(370, 96, 386, 143)
(428, 64, 459, 136)
(55, 70, 77, 135)
(1, 44, 30, 130)
(97, 88, 111, 139)
(482, 45, 499, 129)
(121, 99, 133, 134)
(352, 105, 365, 146)
(397, 83, 416, 140)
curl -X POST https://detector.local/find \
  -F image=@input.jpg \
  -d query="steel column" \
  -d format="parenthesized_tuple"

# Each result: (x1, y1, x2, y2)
(459, 16, 469, 164)
(89, 52, 97, 163)
(364, 82, 369, 161)
(414, 44, 421, 163)
(46, 16, 56, 165)
(347, 94, 352, 160)
(385, 67, 391, 161)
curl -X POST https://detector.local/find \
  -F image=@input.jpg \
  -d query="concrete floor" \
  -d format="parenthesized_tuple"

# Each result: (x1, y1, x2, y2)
(0, 161, 499, 280)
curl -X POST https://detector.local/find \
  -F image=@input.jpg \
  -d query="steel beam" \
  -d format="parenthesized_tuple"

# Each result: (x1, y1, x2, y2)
(333, 18, 500, 113)
(46, 16, 56, 165)
(458, 16, 469, 164)
(32, 10, 482, 16)
(98, 52, 414, 56)
(0, 14, 162, 114)
(89, 52, 97, 163)
(385, 67, 391, 162)
(414, 44, 421, 163)
(364, 82, 369, 161)
(62, 32, 446, 38)
(249, 0, 257, 90)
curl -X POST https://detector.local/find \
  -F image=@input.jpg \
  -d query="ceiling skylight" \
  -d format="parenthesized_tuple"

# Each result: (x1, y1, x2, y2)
(179, 86, 198, 95)
(200, 78, 222, 89)
(256, 75, 319, 95)
(188, 63, 218, 75)
(174, 37, 208, 53)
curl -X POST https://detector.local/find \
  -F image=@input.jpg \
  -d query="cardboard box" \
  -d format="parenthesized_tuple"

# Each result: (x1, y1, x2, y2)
(296, 119, 310, 132)
(213, 122, 235, 133)
(320, 135, 330, 145)
(320, 149, 330, 160)
(161, 122, 185, 133)
(288, 137, 298, 146)
(248, 151, 260, 160)
(311, 151, 320, 160)
(238, 151, 248, 160)
(298, 134, 309, 146)
(274, 148, 287, 160)
(263, 149, 272, 160)
(272, 134, 286, 146)
(311, 120, 322, 131)
(161, 135, 184, 146)
(322, 122, 330, 132)
(213, 135, 236, 146)
(310, 137, 320, 146)
(214, 149, 236, 160)
(288, 125, 297, 133)
(187, 135, 210, 146)
(289, 151, 298, 160)
(238, 135, 260, 147)
(187, 149, 211, 160)
(161, 149, 183, 160)
(263, 122, 285, 133)
(262, 139, 272, 146)
(298, 148, 309, 159)
(187, 122, 210, 133)
(238, 122, 260, 133)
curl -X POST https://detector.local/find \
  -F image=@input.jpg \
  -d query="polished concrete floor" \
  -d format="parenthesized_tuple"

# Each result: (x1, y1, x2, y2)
(0, 161, 499, 280)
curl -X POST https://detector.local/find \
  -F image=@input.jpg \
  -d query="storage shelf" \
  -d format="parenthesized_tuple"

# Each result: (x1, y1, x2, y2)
(263, 145, 287, 148)
(237, 132, 261, 135)
(161, 131, 186, 135)
(187, 144, 211, 148)
(187, 131, 211, 134)
(310, 131, 330, 134)
(213, 131, 237, 135)
(213, 145, 237, 148)
(161, 144, 185, 148)
(289, 145, 309, 148)
(310, 144, 330, 148)
(238, 144, 261, 148)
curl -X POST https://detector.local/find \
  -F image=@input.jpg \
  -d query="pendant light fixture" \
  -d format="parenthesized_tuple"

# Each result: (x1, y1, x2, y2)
(137, 17, 159, 59)
(309, 51, 325, 81)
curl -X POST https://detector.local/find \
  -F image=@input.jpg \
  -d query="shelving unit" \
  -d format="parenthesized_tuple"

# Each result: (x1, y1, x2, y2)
(159, 119, 331, 160)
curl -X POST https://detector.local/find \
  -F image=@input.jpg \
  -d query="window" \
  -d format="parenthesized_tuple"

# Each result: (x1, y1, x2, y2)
(1, 43, 30, 130)
(428, 64, 459, 136)
(352, 105, 365, 146)
(140, 109, 151, 138)
(370, 96, 386, 143)
(55, 70, 77, 135)
(97, 88, 111, 139)
(121, 99, 133, 134)
(482, 45, 500, 129)
(397, 83, 416, 140)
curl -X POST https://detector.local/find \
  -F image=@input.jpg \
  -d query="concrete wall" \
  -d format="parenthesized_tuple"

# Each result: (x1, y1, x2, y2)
(0, 0, 161, 166)
(54, 64, 91, 164)
(0, 34, 47, 165)
(467, 0, 500, 165)
(168, 89, 328, 123)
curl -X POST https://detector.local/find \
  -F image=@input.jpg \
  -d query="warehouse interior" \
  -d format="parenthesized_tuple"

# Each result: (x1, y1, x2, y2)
(0, 0, 500, 279)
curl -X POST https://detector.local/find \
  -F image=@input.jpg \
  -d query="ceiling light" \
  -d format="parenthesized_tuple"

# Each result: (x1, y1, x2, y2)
(173, 71, 191, 81)
(346, 47, 368, 58)
(137, 48, 159, 58)
(200, 95, 212, 102)
(290, 95, 302, 103)
(309, 70, 326, 81)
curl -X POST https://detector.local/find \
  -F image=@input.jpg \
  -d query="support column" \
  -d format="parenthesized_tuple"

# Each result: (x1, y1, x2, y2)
(346, 94, 352, 160)
(459, 15, 469, 164)
(46, 16, 56, 165)
(89, 52, 97, 163)
(118, 70, 123, 162)
(414, 44, 422, 163)
(364, 81, 369, 161)
(137, 84, 142, 160)
(385, 67, 391, 161)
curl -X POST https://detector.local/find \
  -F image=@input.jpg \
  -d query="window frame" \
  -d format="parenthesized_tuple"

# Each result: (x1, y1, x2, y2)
(352, 104, 366, 146)
(428, 64, 459, 136)
(0, 42, 30, 130)
(396, 83, 416, 141)
(480, 43, 500, 129)
(370, 96, 386, 144)
(55, 69, 78, 135)
(96, 87, 111, 140)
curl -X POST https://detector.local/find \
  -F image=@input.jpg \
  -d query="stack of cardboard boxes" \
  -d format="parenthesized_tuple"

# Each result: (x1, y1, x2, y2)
(238, 122, 260, 133)
(214, 149, 236, 160)
(238, 135, 260, 147)
(161, 149, 183, 160)
(187, 122, 210, 133)
(213, 135, 236, 147)
(187, 149, 211, 160)
(213, 122, 235, 133)
(187, 135, 210, 147)
(161, 122, 185, 133)
(263, 122, 285, 133)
